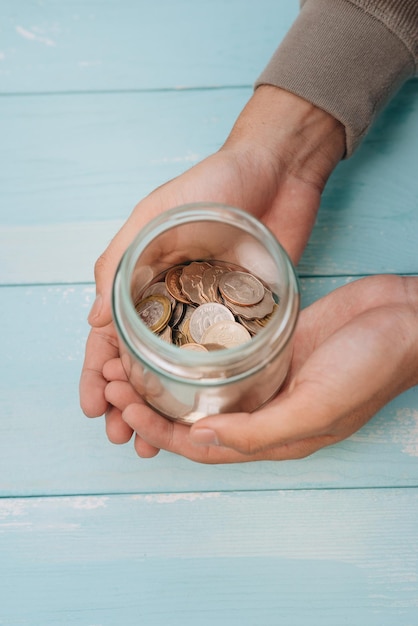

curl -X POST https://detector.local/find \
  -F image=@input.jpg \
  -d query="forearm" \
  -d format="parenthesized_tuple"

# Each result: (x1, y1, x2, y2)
(402, 276, 418, 388)
(223, 85, 346, 193)
(255, 0, 418, 156)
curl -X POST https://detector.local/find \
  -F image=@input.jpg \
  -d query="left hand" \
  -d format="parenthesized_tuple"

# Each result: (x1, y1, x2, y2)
(103, 274, 418, 462)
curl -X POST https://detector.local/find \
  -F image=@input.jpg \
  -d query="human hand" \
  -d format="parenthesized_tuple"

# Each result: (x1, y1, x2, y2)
(104, 275, 418, 462)
(79, 85, 345, 424)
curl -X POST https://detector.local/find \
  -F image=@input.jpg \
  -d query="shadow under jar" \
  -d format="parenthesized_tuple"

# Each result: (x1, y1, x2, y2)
(112, 203, 299, 424)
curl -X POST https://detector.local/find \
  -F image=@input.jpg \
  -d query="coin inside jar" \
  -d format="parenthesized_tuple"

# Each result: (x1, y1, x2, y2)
(189, 302, 235, 343)
(135, 294, 172, 332)
(134, 261, 279, 350)
(201, 320, 252, 348)
(218, 271, 264, 306)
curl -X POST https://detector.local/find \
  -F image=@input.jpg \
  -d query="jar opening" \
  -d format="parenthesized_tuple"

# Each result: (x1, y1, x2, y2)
(112, 203, 299, 383)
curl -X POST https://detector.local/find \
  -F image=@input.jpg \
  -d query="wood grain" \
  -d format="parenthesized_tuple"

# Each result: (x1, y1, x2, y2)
(1, 0, 297, 93)
(1, 489, 417, 625)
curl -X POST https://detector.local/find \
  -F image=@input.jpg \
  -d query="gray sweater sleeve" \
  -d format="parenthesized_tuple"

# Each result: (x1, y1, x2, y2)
(255, 0, 418, 156)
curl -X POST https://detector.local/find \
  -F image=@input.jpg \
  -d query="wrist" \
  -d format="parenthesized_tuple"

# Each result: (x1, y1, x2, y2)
(223, 85, 345, 193)
(402, 277, 418, 386)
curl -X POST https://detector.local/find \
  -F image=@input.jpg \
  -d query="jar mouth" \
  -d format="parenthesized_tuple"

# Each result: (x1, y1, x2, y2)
(112, 202, 299, 383)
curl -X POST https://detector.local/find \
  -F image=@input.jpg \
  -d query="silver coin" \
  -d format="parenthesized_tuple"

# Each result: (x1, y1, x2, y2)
(142, 281, 176, 309)
(201, 320, 252, 348)
(224, 288, 275, 320)
(189, 302, 234, 343)
(219, 271, 264, 306)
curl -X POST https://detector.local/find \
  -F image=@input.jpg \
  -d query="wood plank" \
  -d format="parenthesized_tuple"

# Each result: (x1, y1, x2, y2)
(1, 81, 417, 283)
(0, 89, 250, 226)
(0, 0, 297, 93)
(299, 79, 418, 277)
(1, 280, 418, 498)
(1, 489, 417, 624)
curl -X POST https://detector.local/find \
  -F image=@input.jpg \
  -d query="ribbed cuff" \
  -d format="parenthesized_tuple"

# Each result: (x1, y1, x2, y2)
(255, 0, 415, 157)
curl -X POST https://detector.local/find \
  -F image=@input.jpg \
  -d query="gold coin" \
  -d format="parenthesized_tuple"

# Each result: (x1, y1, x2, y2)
(165, 265, 191, 304)
(179, 261, 212, 305)
(136, 295, 172, 333)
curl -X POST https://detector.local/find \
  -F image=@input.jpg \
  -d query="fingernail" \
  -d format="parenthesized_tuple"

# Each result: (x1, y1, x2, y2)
(190, 428, 219, 446)
(88, 294, 102, 323)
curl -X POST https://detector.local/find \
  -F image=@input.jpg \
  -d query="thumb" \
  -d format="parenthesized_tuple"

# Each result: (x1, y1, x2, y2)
(87, 212, 148, 327)
(87, 191, 174, 327)
(88, 241, 123, 327)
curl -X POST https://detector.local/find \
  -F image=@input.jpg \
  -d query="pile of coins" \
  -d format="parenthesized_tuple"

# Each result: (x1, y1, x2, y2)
(134, 261, 278, 351)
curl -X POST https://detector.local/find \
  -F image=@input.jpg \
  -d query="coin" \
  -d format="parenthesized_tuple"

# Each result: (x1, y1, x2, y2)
(189, 302, 234, 343)
(219, 271, 264, 306)
(201, 320, 252, 348)
(159, 325, 173, 343)
(134, 260, 279, 351)
(170, 300, 185, 327)
(179, 343, 209, 352)
(180, 261, 212, 305)
(165, 265, 191, 304)
(172, 329, 188, 346)
(222, 288, 275, 320)
(201, 264, 230, 303)
(136, 295, 172, 332)
(237, 316, 264, 335)
(142, 281, 176, 309)
(180, 317, 193, 343)
(256, 303, 279, 327)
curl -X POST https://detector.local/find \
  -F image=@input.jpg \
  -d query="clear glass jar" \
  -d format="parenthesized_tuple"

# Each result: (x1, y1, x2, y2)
(112, 203, 299, 424)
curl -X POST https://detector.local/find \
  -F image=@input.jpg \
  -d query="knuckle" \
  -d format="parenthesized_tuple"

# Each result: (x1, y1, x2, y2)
(239, 436, 265, 456)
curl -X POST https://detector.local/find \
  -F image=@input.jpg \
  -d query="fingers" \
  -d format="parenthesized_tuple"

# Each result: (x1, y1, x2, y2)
(87, 231, 133, 328)
(87, 196, 166, 329)
(104, 380, 142, 412)
(122, 403, 246, 463)
(121, 402, 338, 463)
(189, 393, 327, 457)
(103, 358, 127, 382)
(79, 323, 119, 417)
(188, 305, 415, 458)
(105, 402, 161, 458)
(133, 433, 161, 459)
(105, 405, 134, 444)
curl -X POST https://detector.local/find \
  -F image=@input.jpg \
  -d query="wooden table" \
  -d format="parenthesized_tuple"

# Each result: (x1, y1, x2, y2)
(1, 2, 417, 624)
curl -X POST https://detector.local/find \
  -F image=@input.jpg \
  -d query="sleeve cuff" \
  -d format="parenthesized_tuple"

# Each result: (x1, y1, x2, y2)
(255, 0, 415, 157)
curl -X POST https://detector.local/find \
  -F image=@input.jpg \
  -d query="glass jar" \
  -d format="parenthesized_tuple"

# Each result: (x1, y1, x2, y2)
(112, 203, 299, 424)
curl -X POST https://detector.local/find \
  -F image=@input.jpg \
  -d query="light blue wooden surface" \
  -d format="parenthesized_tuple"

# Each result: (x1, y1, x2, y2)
(1, 1, 417, 623)
(1, 490, 418, 625)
